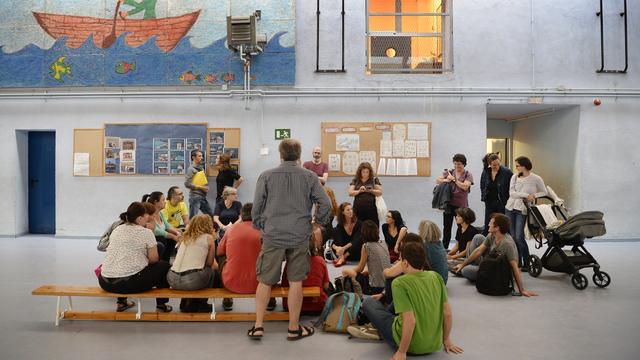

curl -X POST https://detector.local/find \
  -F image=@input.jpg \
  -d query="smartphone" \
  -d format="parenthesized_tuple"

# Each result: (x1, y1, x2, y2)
(442, 168, 449, 177)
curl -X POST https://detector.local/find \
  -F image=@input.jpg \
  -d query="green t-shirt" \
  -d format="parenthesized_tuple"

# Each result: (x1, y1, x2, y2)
(392, 271, 447, 354)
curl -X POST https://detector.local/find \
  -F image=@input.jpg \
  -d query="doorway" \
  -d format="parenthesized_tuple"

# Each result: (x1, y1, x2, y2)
(28, 131, 56, 234)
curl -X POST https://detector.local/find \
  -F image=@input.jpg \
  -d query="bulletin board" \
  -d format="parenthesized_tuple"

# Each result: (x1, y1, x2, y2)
(73, 129, 105, 176)
(207, 128, 241, 177)
(104, 123, 208, 175)
(321, 122, 431, 177)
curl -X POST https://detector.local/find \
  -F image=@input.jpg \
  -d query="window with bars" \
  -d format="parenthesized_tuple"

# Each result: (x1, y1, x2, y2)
(366, 0, 452, 74)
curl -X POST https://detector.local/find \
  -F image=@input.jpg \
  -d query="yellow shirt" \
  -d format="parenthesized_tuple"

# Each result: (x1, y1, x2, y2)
(161, 201, 188, 228)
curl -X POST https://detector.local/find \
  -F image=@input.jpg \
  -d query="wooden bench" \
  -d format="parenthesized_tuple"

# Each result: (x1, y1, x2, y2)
(32, 285, 321, 326)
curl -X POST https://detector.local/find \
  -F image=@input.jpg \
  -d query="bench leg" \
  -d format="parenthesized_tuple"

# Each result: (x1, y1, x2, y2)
(67, 296, 73, 311)
(136, 298, 142, 320)
(55, 296, 61, 326)
(210, 298, 216, 320)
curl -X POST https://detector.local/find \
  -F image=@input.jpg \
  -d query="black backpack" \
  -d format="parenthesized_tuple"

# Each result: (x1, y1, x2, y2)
(476, 251, 513, 296)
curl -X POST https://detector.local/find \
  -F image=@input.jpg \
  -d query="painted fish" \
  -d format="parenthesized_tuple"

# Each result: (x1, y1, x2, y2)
(222, 72, 235, 83)
(250, 74, 256, 81)
(204, 73, 217, 83)
(179, 71, 201, 84)
(115, 61, 136, 74)
(49, 56, 72, 82)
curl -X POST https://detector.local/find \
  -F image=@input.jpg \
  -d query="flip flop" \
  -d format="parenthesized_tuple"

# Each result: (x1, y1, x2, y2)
(287, 325, 315, 341)
(156, 304, 173, 313)
(247, 326, 264, 340)
(116, 300, 135, 312)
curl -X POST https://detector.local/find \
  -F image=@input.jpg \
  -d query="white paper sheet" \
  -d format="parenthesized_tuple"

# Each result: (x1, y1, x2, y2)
(416, 140, 429, 158)
(392, 140, 405, 157)
(408, 158, 418, 175)
(380, 140, 392, 157)
(342, 152, 359, 175)
(392, 124, 406, 141)
(328, 154, 341, 171)
(377, 158, 387, 175)
(73, 153, 90, 176)
(336, 134, 360, 151)
(386, 158, 397, 176)
(382, 131, 392, 141)
(397, 159, 409, 176)
(359, 151, 376, 167)
(404, 140, 417, 158)
(407, 123, 429, 140)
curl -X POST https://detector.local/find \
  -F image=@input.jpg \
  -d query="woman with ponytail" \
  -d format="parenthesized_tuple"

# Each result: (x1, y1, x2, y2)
(98, 202, 173, 313)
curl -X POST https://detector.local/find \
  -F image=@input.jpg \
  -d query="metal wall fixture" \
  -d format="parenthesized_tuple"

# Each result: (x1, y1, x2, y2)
(596, 0, 628, 73)
(315, 0, 346, 73)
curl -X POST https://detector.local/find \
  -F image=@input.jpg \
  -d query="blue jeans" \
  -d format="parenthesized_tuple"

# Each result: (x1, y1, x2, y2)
(507, 209, 528, 267)
(189, 197, 213, 219)
(362, 297, 397, 350)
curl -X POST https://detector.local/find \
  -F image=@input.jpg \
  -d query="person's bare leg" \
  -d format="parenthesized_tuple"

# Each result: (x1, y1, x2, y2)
(287, 281, 309, 337)
(253, 282, 272, 336)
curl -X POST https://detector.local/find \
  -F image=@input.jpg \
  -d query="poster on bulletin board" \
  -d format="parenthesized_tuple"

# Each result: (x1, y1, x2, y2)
(104, 123, 207, 175)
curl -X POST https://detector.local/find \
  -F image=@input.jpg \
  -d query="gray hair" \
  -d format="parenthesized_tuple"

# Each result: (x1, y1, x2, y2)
(222, 186, 238, 200)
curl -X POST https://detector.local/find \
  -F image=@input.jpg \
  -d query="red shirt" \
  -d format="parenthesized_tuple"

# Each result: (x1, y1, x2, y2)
(282, 256, 329, 313)
(303, 161, 328, 177)
(217, 221, 262, 294)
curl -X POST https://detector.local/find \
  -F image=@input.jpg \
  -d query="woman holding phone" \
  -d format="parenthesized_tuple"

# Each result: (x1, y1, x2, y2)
(348, 162, 383, 226)
(436, 154, 474, 250)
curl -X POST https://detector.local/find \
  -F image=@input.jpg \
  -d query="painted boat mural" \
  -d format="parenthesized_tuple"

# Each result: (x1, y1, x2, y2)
(32, 10, 201, 52)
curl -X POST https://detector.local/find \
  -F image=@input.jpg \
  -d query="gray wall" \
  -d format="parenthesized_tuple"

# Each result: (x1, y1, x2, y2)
(1, 0, 639, 238)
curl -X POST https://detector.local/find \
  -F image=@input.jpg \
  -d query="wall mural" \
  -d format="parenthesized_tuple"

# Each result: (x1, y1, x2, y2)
(0, 0, 295, 87)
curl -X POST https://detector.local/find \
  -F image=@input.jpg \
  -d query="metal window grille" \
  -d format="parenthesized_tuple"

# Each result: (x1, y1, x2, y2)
(366, 0, 452, 74)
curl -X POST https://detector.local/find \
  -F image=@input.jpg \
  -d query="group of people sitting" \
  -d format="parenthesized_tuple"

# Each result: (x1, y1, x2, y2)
(96, 141, 547, 358)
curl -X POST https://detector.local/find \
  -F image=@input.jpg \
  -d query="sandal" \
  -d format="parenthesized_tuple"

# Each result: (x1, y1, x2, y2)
(116, 300, 135, 312)
(287, 324, 315, 341)
(247, 326, 264, 340)
(156, 304, 173, 313)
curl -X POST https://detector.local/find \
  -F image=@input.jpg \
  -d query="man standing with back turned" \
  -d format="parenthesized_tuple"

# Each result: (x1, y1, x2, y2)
(248, 139, 331, 341)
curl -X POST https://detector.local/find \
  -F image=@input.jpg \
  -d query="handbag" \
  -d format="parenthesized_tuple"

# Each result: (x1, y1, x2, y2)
(375, 195, 388, 224)
(94, 264, 102, 279)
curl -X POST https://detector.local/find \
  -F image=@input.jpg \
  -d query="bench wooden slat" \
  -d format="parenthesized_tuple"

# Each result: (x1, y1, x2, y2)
(32, 285, 321, 298)
(63, 311, 290, 322)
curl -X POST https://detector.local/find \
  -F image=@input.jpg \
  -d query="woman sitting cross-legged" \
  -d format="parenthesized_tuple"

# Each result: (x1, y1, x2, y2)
(342, 220, 391, 295)
(167, 214, 219, 313)
(332, 202, 363, 266)
(282, 223, 331, 315)
(382, 210, 408, 263)
(418, 220, 449, 285)
(98, 201, 172, 313)
(446, 207, 479, 274)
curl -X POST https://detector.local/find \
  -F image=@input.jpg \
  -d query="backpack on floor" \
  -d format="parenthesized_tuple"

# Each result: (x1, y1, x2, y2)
(476, 251, 514, 296)
(333, 276, 363, 299)
(314, 291, 362, 333)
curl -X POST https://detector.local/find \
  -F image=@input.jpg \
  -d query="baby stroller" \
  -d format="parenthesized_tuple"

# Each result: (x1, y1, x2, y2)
(524, 189, 611, 290)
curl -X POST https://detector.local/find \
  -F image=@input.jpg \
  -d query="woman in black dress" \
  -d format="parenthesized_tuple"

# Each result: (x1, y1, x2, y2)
(332, 202, 362, 266)
(348, 162, 383, 226)
(381, 210, 407, 263)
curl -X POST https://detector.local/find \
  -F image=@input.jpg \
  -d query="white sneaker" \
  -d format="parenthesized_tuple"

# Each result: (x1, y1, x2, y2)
(347, 324, 381, 341)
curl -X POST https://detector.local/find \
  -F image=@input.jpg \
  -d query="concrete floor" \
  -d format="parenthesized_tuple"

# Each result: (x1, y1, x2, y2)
(1, 236, 639, 360)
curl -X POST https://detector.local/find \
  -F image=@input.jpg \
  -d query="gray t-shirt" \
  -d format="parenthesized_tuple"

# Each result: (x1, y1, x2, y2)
(363, 241, 391, 288)
(482, 233, 518, 263)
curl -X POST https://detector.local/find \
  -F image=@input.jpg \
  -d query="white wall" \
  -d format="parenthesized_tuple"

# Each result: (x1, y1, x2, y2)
(1, 0, 640, 238)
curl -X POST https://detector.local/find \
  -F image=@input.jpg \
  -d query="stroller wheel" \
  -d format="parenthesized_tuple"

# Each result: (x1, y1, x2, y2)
(571, 273, 588, 290)
(592, 271, 611, 288)
(527, 255, 542, 278)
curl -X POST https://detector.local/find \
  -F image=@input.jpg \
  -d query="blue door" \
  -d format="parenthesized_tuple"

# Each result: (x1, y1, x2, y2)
(28, 132, 56, 234)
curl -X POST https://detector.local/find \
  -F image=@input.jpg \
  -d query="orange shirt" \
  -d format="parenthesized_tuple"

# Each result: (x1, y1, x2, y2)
(282, 256, 330, 313)
(217, 221, 262, 294)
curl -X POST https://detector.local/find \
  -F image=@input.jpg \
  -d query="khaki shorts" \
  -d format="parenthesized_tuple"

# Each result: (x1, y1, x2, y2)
(256, 243, 310, 286)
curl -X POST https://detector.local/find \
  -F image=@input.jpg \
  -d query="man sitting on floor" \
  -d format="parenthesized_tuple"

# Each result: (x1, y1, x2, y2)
(356, 242, 463, 359)
(453, 213, 538, 297)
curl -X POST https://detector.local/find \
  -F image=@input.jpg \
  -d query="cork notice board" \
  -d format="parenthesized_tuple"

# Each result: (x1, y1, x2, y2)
(321, 122, 431, 177)
(73, 129, 104, 176)
(207, 128, 241, 177)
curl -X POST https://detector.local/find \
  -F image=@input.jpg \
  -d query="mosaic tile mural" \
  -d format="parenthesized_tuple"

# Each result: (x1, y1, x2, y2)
(0, 0, 295, 87)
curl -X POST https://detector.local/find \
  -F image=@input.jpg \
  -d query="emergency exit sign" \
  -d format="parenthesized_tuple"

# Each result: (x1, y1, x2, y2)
(275, 129, 291, 140)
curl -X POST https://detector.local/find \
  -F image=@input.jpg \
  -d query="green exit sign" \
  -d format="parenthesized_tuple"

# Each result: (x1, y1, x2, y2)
(275, 129, 291, 140)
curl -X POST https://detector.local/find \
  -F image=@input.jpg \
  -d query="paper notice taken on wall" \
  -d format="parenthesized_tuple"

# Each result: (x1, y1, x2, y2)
(416, 140, 430, 158)
(397, 159, 409, 176)
(392, 124, 406, 141)
(342, 152, 359, 175)
(386, 158, 397, 176)
(404, 140, 417, 158)
(73, 153, 90, 176)
(380, 140, 392, 157)
(407, 123, 429, 140)
(377, 158, 387, 175)
(328, 154, 341, 171)
(382, 131, 392, 141)
(359, 151, 376, 167)
(336, 134, 360, 151)
(392, 140, 405, 157)
(408, 158, 418, 175)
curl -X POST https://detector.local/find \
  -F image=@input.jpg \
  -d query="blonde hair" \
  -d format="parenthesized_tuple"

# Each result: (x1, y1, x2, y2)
(179, 214, 216, 244)
(418, 219, 442, 244)
(222, 186, 237, 200)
